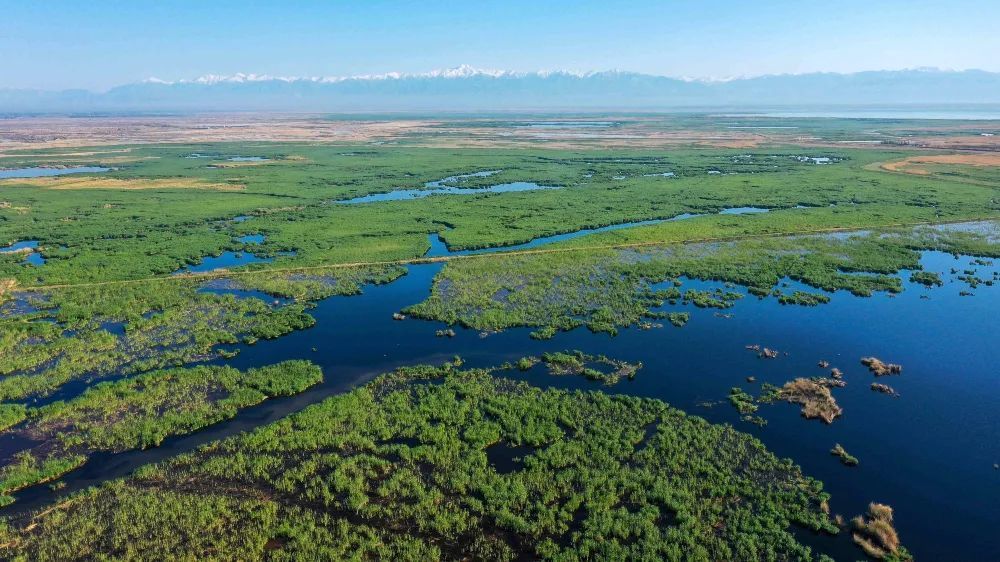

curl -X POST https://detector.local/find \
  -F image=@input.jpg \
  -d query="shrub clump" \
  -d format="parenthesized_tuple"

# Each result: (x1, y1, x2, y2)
(851, 503, 912, 561)
(830, 443, 859, 466)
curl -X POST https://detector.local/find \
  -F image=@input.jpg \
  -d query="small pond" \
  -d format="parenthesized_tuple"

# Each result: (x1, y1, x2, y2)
(337, 170, 559, 204)
(175, 249, 294, 274)
(0, 167, 109, 179)
(238, 234, 265, 244)
(227, 157, 269, 162)
(0, 240, 45, 265)
(719, 207, 771, 215)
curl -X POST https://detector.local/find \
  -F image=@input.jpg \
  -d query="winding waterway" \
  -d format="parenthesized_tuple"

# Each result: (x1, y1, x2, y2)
(3, 223, 998, 561)
(426, 207, 770, 256)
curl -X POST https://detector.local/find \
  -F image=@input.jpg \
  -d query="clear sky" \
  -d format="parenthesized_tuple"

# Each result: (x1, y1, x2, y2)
(4, 0, 999, 90)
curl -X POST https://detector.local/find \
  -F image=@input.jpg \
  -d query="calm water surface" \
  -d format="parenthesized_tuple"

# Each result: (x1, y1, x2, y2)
(336, 171, 561, 204)
(0, 240, 45, 265)
(0, 167, 109, 179)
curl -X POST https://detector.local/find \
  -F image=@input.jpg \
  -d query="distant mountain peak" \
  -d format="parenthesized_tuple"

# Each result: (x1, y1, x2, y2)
(142, 65, 623, 86)
(4, 67, 999, 112)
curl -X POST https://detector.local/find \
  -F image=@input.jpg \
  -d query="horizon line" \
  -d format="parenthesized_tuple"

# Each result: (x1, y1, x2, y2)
(6, 64, 996, 94)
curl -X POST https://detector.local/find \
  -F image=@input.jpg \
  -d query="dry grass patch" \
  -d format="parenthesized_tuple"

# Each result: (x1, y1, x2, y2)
(851, 503, 911, 560)
(875, 152, 1000, 175)
(0, 202, 30, 214)
(861, 356, 903, 376)
(0, 278, 17, 299)
(775, 378, 843, 424)
(0, 177, 245, 191)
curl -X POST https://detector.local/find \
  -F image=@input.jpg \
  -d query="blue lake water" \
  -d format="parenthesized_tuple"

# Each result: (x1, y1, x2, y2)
(336, 170, 560, 204)
(1, 241, 39, 253)
(227, 157, 269, 162)
(517, 121, 618, 128)
(238, 234, 265, 244)
(1, 240, 45, 265)
(426, 220, 667, 257)
(747, 107, 1000, 120)
(719, 206, 771, 215)
(175, 249, 294, 274)
(197, 279, 291, 305)
(2, 227, 998, 561)
(0, 166, 110, 179)
(176, 252, 273, 273)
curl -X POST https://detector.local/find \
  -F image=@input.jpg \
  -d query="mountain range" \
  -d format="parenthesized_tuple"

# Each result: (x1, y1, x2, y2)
(3, 66, 999, 113)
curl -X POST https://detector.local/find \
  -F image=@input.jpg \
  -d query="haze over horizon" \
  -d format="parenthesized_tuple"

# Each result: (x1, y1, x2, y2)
(15, 64, 1000, 93)
(5, 0, 1000, 91)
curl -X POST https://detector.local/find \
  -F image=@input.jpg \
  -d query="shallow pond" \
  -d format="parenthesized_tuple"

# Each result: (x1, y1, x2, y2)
(0, 240, 45, 265)
(174, 248, 293, 274)
(0, 241, 38, 253)
(719, 206, 771, 215)
(516, 121, 617, 128)
(336, 171, 560, 204)
(197, 279, 291, 306)
(0, 166, 109, 179)
(238, 234, 265, 244)
(3, 233, 998, 561)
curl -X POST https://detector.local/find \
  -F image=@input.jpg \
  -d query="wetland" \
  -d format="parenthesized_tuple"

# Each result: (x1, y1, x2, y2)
(0, 117, 998, 560)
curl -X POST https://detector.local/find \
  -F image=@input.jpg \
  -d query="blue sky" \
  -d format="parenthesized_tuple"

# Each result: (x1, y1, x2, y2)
(4, 0, 999, 90)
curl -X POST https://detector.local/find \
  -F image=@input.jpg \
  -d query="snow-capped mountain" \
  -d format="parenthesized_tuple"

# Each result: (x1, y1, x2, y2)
(2, 66, 999, 112)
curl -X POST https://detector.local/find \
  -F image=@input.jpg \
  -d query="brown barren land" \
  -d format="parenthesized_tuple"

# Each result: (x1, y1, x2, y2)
(0, 176, 245, 191)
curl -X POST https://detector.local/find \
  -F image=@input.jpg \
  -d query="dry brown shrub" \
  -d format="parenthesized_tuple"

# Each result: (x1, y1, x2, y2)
(778, 378, 843, 423)
(851, 502, 906, 559)
(0, 278, 17, 298)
